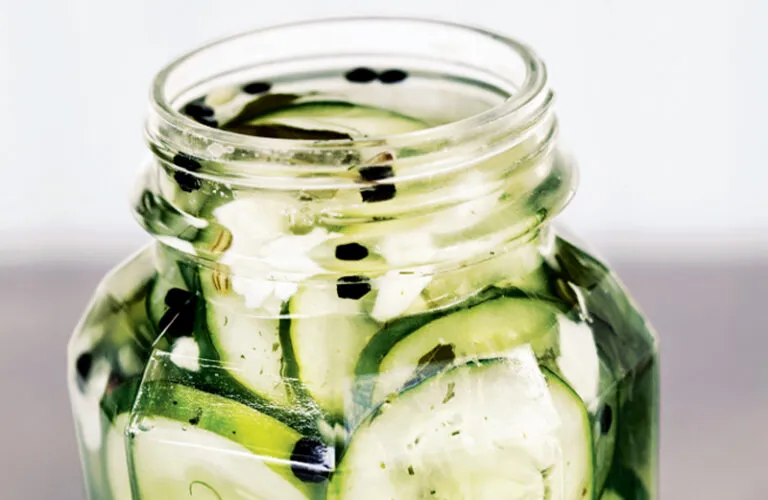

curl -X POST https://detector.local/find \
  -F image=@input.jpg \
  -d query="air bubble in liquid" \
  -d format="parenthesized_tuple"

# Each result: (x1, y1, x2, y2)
(288, 206, 316, 235)
(136, 418, 155, 433)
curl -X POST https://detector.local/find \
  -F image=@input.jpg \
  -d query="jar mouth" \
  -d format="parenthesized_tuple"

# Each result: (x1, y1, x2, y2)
(147, 16, 552, 173)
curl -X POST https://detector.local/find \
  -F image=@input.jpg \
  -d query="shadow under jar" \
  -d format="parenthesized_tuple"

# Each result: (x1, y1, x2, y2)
(67, 17, 658, 500)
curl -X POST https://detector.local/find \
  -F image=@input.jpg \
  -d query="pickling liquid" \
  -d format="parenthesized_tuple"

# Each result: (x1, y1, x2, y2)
(69, 66, 658, 499)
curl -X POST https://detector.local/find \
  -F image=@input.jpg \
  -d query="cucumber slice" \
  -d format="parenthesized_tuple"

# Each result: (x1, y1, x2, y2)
(157, 165, 210, 216)
(288, 283, 380, 419)
(307, 236, 388, 274)
(212, 194, 330, 311)
(556, 315, 600, 405)
(100, 379, 140, 423)
(213, 193, 299, 245)
(593, 359, 618, 495)
(243, 101, 429, 138)
(130, 417, 312, 499)
(199, 268, 292, 406)
(128, 383, 330, 499)
(324, 124, 545, 222)
(105, 414, 131, 500)
(146, 261, 193, 339)
(332, 352, 593, 499)
(423, 238, 549, 309)
(546, 368, 595, 500)
(318, 218, 440, 273)
(598, 490, 623, 500)
(362, 297, 562, 407)
(370, 271, 433, 322)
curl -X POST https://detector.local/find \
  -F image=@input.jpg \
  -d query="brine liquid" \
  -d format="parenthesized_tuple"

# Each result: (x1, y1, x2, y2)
(178, 66, 506, 139)
(69, 67, 657, 500)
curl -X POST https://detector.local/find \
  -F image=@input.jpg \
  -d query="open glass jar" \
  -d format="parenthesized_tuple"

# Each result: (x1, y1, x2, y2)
(68, 18, 658, 500)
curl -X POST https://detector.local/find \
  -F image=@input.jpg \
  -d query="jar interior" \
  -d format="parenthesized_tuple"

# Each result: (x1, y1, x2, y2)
(136, 17, 568, 278)
(176, 60, 509, 134)
(159, 17, 534, 132)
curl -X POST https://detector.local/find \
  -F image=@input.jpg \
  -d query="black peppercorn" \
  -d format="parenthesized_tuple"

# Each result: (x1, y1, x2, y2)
(290, 437, 332, 483)
(379, 69, 408, 84)
(242, 81, 273, 95)
(172, 153, 202, 172)
(599, 404, 613, 435)
(165, 288, 193, 308)
(335, 243, 369, 261)
(337, 276, 372, 300)
(360, 184, 396, 203)
(75, 352, 93, 382)
(359, 165, 394, 182)
(182, 101, 215, 119)
(174, 172, 202, 193)
(345, 67, 378, 83)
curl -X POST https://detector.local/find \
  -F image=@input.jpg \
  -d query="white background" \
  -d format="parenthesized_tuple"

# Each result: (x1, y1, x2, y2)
(0, 0, 765, 261)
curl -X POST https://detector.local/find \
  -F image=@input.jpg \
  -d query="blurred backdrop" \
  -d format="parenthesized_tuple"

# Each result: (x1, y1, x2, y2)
(0, 0, 765, 499)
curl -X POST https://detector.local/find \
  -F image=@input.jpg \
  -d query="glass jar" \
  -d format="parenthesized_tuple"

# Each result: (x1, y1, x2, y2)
(68, 18, 658, 500)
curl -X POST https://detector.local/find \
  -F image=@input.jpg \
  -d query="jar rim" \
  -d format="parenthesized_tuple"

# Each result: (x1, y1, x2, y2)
(147, 17, 550, 162)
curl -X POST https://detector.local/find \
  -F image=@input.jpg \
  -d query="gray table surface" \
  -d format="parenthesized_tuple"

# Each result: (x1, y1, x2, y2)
(0, 258, 765, 499)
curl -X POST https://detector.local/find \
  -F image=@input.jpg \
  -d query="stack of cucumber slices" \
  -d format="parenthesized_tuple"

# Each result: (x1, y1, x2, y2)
(110, 87, 612, 499)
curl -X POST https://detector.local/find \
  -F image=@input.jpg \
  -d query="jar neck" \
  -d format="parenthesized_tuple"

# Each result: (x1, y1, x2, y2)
(132, 18, 577, 277)
(135, 126, 574, 278)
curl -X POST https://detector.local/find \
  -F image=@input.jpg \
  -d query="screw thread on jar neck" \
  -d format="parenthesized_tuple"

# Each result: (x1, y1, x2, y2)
(133, 18, 577, 276)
